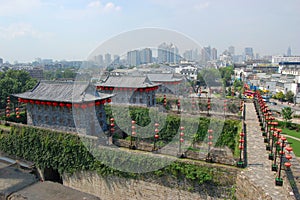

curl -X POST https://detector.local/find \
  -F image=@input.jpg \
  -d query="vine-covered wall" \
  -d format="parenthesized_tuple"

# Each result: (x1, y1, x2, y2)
(0, 123, 238, 198)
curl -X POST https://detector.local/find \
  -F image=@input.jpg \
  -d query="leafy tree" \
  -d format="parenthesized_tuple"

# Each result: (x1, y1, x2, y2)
(218, 66, 234, 87)
(0, 70, 37, 109)
(275, 91, 285, 101)
(281, 107, 293, 128)
(285, 90, 294, 103)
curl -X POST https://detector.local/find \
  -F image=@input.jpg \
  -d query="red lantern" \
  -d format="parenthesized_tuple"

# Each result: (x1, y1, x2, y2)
(81, 104, 87, 109)
(132, 131, 136, 136)
(180, 126, 185, 131)
(284, 162, 292, 168)
(208, 129, 213, 134)
(110, 118, 115, 122)
(180, 132, 185, 137)
(66, 103, 72, 108)
(106, 98, 112, 103)
(155, 134, 159, 139)
(180, 138, 184, 143)
(239, 139, 244, 143)
(95, 101, 101, 106)
(88, 102, 94, 107)
(59, 103, 65, 107)
(52, 102, 58, 106)
(239, 146, 244, 150)
(286, 154, 292, 160)
(208, 141, 213, 146)
(155, 123, 159, 127)
(286, 147, 293, 152)
(155, 128, 159, 133)
(208, 135, 213, 139)
(132, 120, 136, 124)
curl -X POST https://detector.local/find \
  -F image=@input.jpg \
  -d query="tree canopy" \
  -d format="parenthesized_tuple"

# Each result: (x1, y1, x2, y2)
(281, 107, 293, 127)
(285, 90, 294, 103)
(0, 70, 37, 109)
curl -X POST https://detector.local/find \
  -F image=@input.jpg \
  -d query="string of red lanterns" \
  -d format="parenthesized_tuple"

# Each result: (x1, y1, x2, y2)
(96, 86, 159, 92)
(17, 98, 112, 109)
(6, 96, 10, 118)
(178, 126, 185, 157)
(206, 129, 213, 162)
(153, 123, 159, 151)
(129, 120, 137, 150)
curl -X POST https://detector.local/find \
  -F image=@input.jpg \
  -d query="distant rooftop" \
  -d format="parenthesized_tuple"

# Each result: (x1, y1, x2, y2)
(146, 73, 182, 82)
(98, 76, 160, 88)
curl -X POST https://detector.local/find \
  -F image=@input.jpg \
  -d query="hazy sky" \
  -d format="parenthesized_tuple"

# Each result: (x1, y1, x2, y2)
(0, 0, 299, 63)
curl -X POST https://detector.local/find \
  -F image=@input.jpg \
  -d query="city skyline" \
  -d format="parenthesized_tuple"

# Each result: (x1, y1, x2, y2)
(0, 0, 299, 63)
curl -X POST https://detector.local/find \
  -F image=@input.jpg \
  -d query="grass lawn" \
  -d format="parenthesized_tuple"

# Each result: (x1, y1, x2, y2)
(280, 128, 300, 139)
(285, 137, 300, 157)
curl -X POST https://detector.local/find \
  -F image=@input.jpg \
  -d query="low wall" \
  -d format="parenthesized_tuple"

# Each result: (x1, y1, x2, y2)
(62, 170, 236, 200)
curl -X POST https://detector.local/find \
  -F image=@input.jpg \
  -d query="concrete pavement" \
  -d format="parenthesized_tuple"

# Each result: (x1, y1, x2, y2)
(243, 102, 295, 199)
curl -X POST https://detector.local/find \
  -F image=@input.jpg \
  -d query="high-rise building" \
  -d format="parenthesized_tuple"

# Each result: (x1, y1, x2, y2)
(113, 55, 120, 65)
(183, 50, 193, 61)
(127, 50, 140, 66)
(211, 48, 218, 60)
(244, 47, 254, 60)
(201, 46, 211, 63)
(105, 53, 111, 66)
(0, 58, 3, 65)
(287, 46, 292, 56)
(140, 48, 152, 64)
(228, 46, 235, 56)
(95, 54, 104, 66)
(157, 43, 179, 64)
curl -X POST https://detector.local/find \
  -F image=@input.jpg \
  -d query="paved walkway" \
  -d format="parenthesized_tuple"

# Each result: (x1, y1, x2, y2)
(244, 102, 295, 200)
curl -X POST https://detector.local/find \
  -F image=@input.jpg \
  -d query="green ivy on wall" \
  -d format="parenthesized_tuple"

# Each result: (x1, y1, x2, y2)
(0, 124, 236, 187)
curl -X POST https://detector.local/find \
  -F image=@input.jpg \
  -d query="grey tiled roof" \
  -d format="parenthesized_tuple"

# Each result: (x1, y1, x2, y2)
(147, 73, 182, 82)
(98, 76, 160, 88)
(13, 81, 112, 103)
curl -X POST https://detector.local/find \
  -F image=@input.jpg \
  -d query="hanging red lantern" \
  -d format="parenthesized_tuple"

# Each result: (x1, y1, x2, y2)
(180, 138, 184, 143)
(59, 103, 65, 107)
(66, 103, 72, 108)
(286, 154, 292, 160)
(286, 147, 293, 152)
(155, 134, 159, 139)
(52, 102, 58, 106)
(81, 104, 87, 109)
(284, 162, 292, 168)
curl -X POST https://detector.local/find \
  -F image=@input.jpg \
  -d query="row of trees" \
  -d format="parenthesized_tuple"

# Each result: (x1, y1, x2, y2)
(273, 91, 295, 103)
